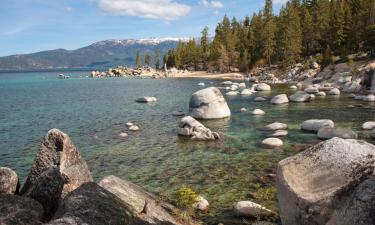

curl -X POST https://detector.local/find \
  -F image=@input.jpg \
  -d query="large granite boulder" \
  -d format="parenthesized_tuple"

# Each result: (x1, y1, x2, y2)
(21, 129, 92, 196)
(189, 87, 231, 119)
(0, 167, 19, 194)
(327, 177, 375, 225)
(178, 116, 219, 141)
(270, 94, 289, 104)
(317, 127, 358, 139)
(46, 182, 133, 225)
(24, 166, 68, 219)
(277, 138, 375, 225)
(289, 91, 311, 102)
(301, 119, 335, 132)
(0, 194, 44, 225)
(99, 175, 181, 225)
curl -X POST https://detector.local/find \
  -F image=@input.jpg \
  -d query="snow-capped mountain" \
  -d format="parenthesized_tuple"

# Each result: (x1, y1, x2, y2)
(0, 38, 189, 71)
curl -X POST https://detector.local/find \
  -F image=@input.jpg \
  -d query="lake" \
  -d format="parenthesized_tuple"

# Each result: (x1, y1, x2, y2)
(0, 71, 374, 224)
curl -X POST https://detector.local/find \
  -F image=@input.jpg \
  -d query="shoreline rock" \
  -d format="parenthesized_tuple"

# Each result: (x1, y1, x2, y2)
(0, 167, 19, 194)
(20, 129, 93, 196)
(178, 116, 219, 141)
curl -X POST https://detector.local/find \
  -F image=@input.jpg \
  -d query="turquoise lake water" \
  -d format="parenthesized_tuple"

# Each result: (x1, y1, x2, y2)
(0, 71, 374, 224)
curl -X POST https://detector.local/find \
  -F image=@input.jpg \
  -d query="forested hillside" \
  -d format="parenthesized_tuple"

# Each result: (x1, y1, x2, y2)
(164, 0, 375, 72)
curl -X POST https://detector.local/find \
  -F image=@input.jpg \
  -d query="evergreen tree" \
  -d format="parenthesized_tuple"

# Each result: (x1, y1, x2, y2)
(135, 51, 142, 68)
(301, 0, 314, 56)
(154, 48, 160, 69)
(144, 51, 151, 66)
(330, 0, 345, 53)
(278, 2, 303, 67)
(200, 26, 210, 69)
(261, 0, 277, 65)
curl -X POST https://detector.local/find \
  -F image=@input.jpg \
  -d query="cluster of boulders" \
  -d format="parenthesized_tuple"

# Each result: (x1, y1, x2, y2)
(91, 66, 166, 79)
(0, 129, 198, 225)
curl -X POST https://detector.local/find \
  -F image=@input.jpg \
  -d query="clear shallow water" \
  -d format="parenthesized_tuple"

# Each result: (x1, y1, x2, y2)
(0, 71, 374, 224)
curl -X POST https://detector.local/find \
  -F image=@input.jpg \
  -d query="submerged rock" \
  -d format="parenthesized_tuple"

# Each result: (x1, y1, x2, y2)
(269, 130, 288, 137)
(262, 138, 283, 148)
(277, 138, 375, 225)
(254, 97, 267, 102)
(193, 196, 210, 211)
(136, 96, 157, 103)
(197, 82, 205, 86)
(240, 107, 247, 112)
(226, 91, 238, 96)
(118, 132, 128, 138)
(234, 201, 274, 218)
(21, 129, 92, 196)
(0, 194, 43, 225)
(289, 91, 311, 102)
(270, 94, 289, 104)
(99, 175, 182, 225)
(129, 125, 140, 131)
(264, 122, 288, 131)
(252, 109, 265, 115)
(178, 116, 219, 141)
(362, 121, 375, 130)
(240, 89, 253, 95)
(301, 119, 335, 132)
(317, 127, 358, 139)
(189, 87, 231, 119)
(0, 167, 19, 194)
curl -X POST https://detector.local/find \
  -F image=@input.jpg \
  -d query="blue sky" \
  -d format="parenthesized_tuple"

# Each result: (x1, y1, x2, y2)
(0, 0, 286, 56)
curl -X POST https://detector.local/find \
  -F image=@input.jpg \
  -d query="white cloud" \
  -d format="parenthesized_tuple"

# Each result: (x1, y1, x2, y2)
(98, 0, 191, 21)
(200, 0, 223, 9)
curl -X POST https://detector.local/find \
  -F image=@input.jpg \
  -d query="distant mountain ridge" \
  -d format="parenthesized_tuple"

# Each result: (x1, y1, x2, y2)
(0, 38, 188, 71)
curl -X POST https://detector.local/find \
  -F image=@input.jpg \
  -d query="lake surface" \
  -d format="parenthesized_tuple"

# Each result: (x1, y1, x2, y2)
(0, 71, 374, 224)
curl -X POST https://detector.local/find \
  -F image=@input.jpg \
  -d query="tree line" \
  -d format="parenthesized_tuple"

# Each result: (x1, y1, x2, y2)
(159, 0, 375, 72)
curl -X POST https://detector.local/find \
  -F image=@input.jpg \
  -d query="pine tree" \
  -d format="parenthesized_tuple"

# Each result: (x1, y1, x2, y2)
(278, 2, 303, 67)
(135, 51, 142, 68)
(154, 48, 160, 69)
(330, 0, 345, 53)
(144, 51, 151, 67)
(261, 0, 276, 65)
(301, 1, 314, 56)
(200, 26, 210, 69)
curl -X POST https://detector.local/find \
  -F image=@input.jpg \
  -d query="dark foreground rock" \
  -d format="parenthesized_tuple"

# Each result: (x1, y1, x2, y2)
(277, 138, 375, 225)
(0, 194, 44, 225)
(24, 166, 68, 220)
(0, 167, 19, 194)
(189, 87, 231, 119)
(46, 182, 133, 225)
(99, 175, 181, 225)
(21, 129, 92, 196)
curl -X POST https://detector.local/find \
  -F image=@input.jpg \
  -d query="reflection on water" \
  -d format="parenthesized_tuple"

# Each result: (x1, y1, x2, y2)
(0, 71, 374, 223)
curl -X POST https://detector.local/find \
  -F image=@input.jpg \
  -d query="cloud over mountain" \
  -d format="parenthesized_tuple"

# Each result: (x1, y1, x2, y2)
(98, 0, 191, 21)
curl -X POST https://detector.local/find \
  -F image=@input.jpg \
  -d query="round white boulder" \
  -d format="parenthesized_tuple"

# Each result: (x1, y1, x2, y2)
(255, 83, 271, 91)
(252, 109, 265, 115)
(271, 94, 289, 104)
(262, 138, 283, 148)
(362, 121, 375, 130)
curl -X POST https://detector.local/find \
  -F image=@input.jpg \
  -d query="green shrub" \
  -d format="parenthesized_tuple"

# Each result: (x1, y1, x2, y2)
(176, 187, 199, 209)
